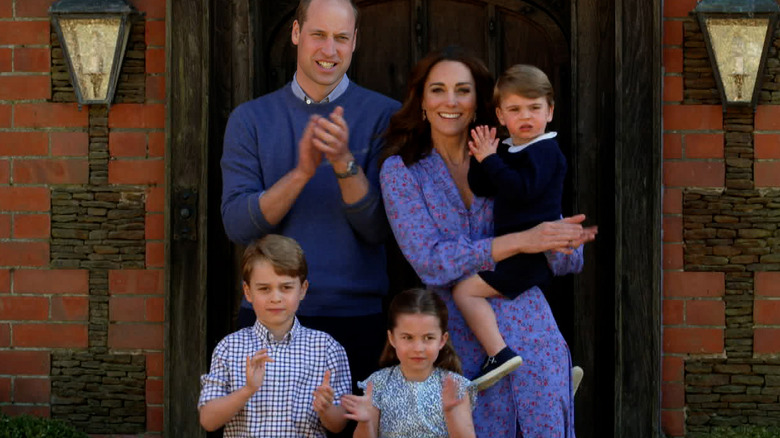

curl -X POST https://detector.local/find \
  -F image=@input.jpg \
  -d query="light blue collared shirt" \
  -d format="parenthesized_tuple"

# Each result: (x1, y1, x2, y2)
(291, 72, 350, 104)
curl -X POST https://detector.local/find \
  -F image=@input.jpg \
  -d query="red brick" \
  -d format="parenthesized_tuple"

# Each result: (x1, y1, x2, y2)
(663, 356, 684, 382)
(664, 48, 683, 73)
(0, 104, 11, 128)
(146, 75, 165, 102)
(664, 271, 724, 297)
(146, 187, 164, 212)
(147, 352, 163, 377)
(148, 131, 164, 157)
(0, 132, 48, 156)
(663, 327, 723, 353)
(14, 378, 50, 403)
(0, 296, 48, 320)
(0, 21, 50, 45)
(146, 378, 163, 404)
(664, 76, 683, 102)
(755, 328, 780, 354)
(51, 296, 88, 321)
(664, 105, 722, 131)
(109, 131, 147, 157)
(51, 131, 88, 156)
(756, 161, 780, 187)
(0, 377, 9, 402)
(14, 48, 50, 72)
(0, 214, 9, 239)
(664, 243, 683, 270)
(756, 272, 780, 297)
(0, 75, 50, 100)
(663, 161, 724, 187)
(756, 105, 780, 130)
(755, 134, 780, 159)
(146, 48, 165, 73)
(15, 0, 53, 17)
(755, 300, 780, 325)
(663, 216, 682, 243)
(662, 409, 685, 437)
(15, 103, 88, 128)
(109, 104, 165, 129)
(664, 134, 682, 159)
(110, 296, 146, 322)
(0, 350, 50, 375)
(0, 48, 11, 72)
(0, 187, 50, 211)
(147, 405, 163, 432)
(15, 269, 89, 294)
(146, 20, 165, 46)
(0, 323, 7, 347)
(110, 270, 163, 295)
(146, 214, 163, 240)
(109, 159, 164, 185)
(0, 0, 10, 17)
(0, 406, 50, 417)
(0, 269, 8, 293)
(663, 299, 684, 325)
(664, 21, 683, 46)
(108, 323, 163, 349)
(662, 382, 685, 409)
(13, 213, 50, 239)
(0, 242, 49, 266)
(134, 0, 166, 18)
(685, 133, 723, 159)
(146, 297, 164, 322)
(13, 323, 88, 348)
(686, 300, 725, 326)
(0, 159, 7, 183)
(664, 0, 697, 18)
(14, 158, 89, 184)
(146, 242, 164, 267)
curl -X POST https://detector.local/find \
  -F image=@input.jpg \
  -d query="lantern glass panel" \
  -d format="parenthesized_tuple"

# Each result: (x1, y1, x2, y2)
(59, 17, 121, 102)
(704, 17, 769, 103)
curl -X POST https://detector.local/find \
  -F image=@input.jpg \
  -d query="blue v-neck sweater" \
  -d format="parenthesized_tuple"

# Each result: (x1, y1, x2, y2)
(221, 83, 400, 317)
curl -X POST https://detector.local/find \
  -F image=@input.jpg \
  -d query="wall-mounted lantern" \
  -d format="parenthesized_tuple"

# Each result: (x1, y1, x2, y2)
(695, 0, 780, 108)
(49, 0, 137, 107)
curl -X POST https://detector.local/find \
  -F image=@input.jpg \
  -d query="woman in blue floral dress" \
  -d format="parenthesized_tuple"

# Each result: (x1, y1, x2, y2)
(379, 46, 595, 438)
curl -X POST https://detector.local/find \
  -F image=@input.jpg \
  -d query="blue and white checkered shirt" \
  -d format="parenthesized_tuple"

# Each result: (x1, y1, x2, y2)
(198, 318, 351, 437)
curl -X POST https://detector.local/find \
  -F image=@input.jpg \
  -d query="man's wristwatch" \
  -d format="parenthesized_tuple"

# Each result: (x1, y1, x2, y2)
(334, 159, 360, 179)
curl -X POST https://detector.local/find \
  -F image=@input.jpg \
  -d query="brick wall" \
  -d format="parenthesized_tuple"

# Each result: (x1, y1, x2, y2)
(664, 0, 780, 436)
(0, 0, 165, 435)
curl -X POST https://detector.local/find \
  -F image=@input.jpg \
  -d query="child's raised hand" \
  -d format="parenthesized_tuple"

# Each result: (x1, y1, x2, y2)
(442, 375, 467, 413)
(245, 349, 273, 391)
(342, 381, 375, 423)
(468, 125, 499, 163)
(312, 369, 336, 414)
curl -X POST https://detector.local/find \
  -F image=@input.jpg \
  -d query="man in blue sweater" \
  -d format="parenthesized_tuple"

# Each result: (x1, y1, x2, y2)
(219, 0, 400, 414)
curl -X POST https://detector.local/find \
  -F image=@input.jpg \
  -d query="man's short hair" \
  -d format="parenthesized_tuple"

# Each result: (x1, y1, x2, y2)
(295, 0, 360, 29)
(494, 64, 555, 107)
(241, 235, 308, 284)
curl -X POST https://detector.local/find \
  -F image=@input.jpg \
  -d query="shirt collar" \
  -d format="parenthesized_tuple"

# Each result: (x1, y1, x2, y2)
(252, 317, 301, 345)
(505, 131, 558, 153)
(291, 73, 350, 104)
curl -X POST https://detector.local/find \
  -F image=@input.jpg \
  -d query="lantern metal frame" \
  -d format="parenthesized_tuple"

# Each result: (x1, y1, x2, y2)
(49, 0, 137, 106)
(694, 0, 780, 108)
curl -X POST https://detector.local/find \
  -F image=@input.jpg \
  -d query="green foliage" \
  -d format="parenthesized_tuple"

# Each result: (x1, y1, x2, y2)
(708, 425, 780, 438)
(0, 414, 88, 438)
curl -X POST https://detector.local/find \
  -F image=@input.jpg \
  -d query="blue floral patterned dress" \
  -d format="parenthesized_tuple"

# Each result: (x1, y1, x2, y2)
(380, 150, 581, 438)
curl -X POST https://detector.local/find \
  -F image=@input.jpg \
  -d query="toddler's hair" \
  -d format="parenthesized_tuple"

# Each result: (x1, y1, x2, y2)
(241, 234, 308, 285)
(494, 64, 554, 107)
(379, 288, 462, 374)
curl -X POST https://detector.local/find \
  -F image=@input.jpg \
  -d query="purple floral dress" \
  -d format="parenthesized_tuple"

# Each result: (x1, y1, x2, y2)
(380, 150, 581, 438)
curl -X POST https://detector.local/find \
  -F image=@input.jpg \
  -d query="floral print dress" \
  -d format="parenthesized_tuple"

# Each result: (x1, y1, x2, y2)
(380, 150, 580, 438)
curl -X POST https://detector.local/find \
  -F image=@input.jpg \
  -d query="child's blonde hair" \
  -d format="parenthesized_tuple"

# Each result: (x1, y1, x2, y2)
(379, 288, 462, 374)
(494, 64, 554, 107)
(241, 235, 308, 284)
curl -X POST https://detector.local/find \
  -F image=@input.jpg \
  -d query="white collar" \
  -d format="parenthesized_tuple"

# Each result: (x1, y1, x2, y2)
(505, 131, 558, 153)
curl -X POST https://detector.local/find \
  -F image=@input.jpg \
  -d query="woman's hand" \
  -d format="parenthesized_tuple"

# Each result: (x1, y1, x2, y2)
(492, 214, 596, 261)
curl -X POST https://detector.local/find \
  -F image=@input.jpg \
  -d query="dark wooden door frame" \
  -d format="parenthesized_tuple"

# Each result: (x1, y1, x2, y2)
(166, 0, 662, 436)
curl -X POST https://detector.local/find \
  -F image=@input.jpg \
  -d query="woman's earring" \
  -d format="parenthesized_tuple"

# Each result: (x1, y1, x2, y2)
(422, 109, 427, 121)
(472, 113, 477, 123)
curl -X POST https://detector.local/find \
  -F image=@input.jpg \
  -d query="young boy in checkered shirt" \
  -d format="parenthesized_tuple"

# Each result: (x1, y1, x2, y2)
(198, 234, 351, 437)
